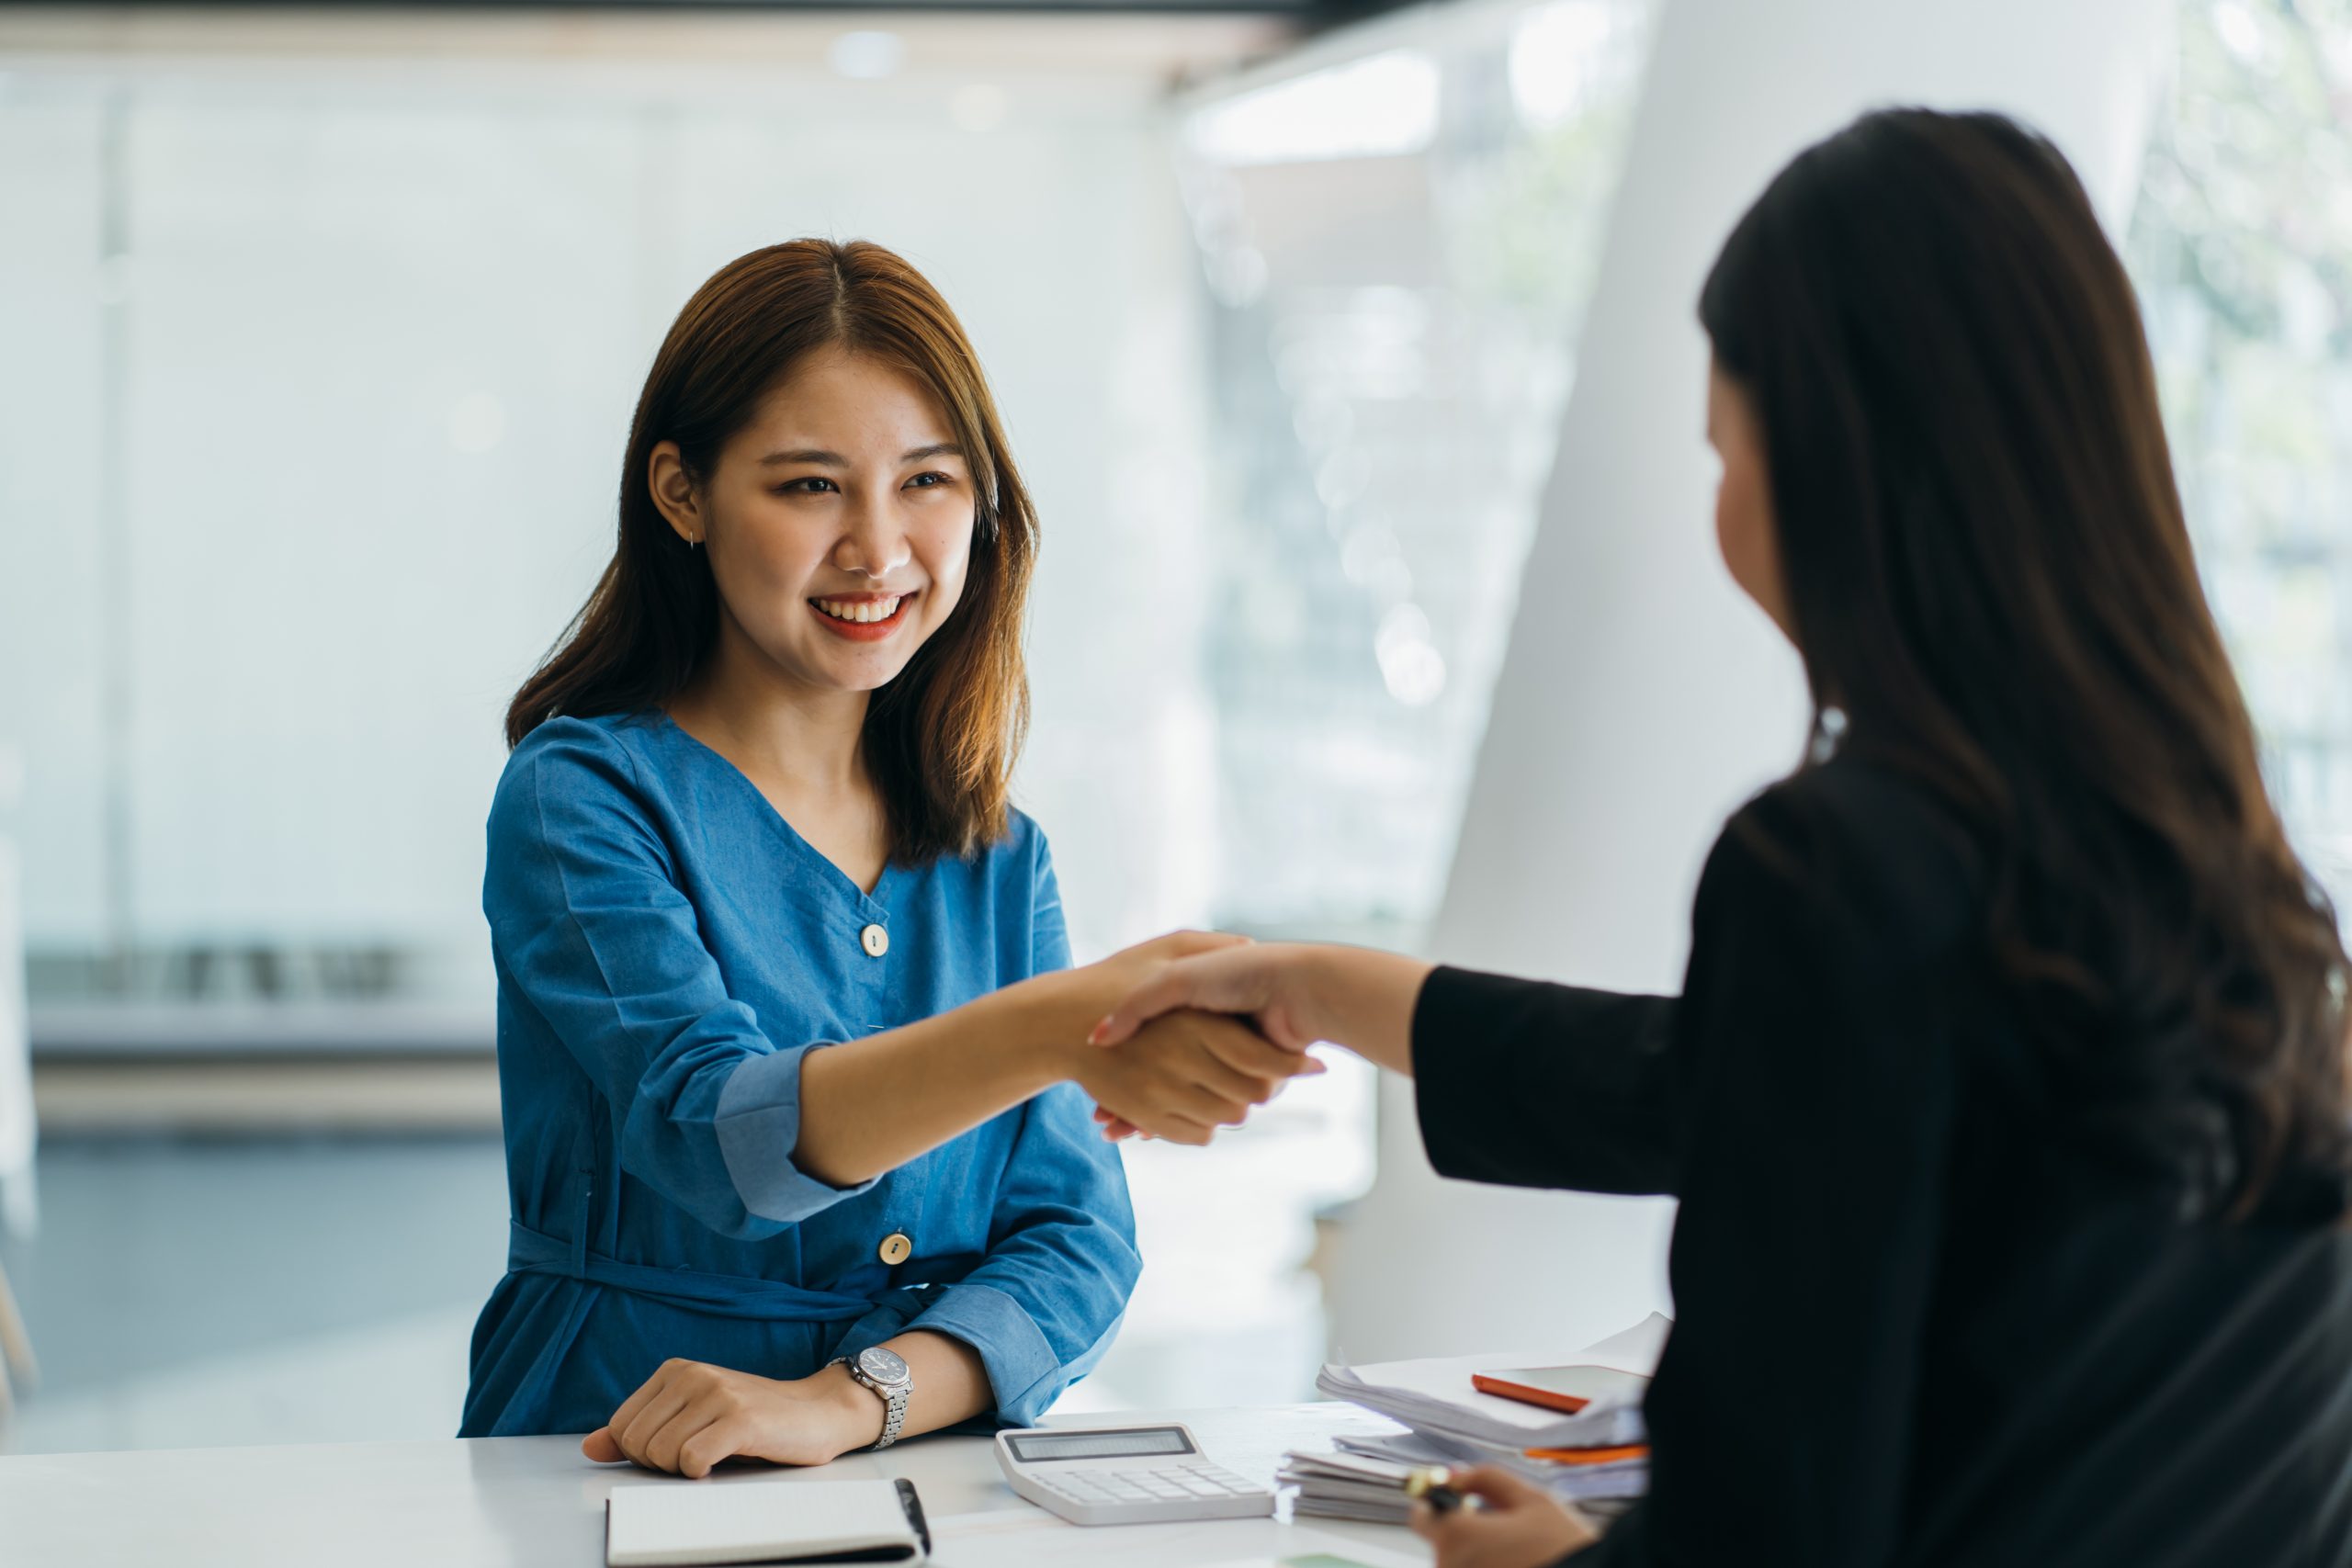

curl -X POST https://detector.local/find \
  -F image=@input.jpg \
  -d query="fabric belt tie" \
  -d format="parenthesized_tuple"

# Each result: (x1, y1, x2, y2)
(505, 1219, 884, 1323)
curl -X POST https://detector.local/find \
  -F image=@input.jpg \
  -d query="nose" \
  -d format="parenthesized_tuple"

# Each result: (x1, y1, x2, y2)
(831, 489, 913, 580)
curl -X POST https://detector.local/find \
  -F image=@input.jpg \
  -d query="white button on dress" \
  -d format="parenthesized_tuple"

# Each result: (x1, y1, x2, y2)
(860, 923, 889, 958)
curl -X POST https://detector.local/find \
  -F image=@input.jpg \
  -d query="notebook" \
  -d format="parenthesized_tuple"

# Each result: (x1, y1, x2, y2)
(605, 1478, 931, 1567)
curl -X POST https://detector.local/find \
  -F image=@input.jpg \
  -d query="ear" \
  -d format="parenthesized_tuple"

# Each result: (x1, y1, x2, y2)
(647, 440, 705, 545)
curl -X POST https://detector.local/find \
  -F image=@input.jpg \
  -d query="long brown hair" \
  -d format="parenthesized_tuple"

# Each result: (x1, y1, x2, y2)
(505, 239, 1037, 863)
(1701, 109, 2351, 1221)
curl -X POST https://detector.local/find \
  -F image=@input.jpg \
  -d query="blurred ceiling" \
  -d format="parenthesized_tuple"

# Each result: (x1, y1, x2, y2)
(0, 4, 1350, 85)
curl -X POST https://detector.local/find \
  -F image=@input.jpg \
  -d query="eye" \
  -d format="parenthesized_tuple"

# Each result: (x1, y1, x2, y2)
(775, 476, 839, 495)
(905, 470, 954, 490)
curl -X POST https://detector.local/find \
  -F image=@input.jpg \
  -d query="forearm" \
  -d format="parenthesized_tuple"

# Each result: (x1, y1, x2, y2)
(815, 1331, 993, 1448)
(794, 978, 1091, 1188)
(1292, 945, 1437, 1077)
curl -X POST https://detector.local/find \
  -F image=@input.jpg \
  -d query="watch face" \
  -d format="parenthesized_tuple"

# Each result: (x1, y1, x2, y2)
(858, 1347, 910, 1387)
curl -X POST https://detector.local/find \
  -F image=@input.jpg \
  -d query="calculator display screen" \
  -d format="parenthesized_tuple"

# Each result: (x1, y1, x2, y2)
(1006, 1427, 1196, 1463)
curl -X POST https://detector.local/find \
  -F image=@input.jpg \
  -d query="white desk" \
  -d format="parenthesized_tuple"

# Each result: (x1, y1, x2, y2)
(0, 1402, 1434, 1568)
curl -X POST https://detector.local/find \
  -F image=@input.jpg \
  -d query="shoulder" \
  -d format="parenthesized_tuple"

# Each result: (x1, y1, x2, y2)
(910, 807, 1055, 889)
(503, 713, 665, 785)
(967, 807, 1057, 894)
(1702, 752, 1984, 971)
(1003, 807, 1051, 868)
(492, 713, 666, 837)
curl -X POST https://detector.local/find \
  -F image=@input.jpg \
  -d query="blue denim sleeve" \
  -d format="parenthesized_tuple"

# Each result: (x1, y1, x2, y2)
(485, 724, 876, 1239)
(899, 843, 1139, 1425)
(903, 1084, 1140, 1426)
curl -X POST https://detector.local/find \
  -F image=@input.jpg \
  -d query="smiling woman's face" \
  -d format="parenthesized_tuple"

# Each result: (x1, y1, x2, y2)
(651, 344, 978, 695)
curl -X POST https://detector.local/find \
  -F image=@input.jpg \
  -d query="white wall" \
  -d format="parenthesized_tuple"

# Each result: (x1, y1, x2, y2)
(1325, 0, 2175, 1361)
(0, 39, 1225, 999)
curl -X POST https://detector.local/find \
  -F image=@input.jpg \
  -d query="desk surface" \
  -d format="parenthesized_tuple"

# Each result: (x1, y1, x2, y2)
(0, 1402, 1434, 1568)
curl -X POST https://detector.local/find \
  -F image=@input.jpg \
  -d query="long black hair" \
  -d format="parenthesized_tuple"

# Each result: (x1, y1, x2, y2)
(1701, 108, 2350, 1221)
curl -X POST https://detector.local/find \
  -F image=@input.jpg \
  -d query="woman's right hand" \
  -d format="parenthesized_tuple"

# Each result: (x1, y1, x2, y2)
(998, 930, 1316, 1144)
(1067, 1007, 1324, 1145)
(1016, 930, 1250, 1055)
(1087, 943, 1433, 1141)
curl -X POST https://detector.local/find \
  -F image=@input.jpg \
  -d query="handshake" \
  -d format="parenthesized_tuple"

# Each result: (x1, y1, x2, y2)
(1033, 931, 1341, 1148)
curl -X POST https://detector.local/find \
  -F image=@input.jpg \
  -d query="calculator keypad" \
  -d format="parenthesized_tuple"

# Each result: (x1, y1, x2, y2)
(1033, 1462, 1268, 1512)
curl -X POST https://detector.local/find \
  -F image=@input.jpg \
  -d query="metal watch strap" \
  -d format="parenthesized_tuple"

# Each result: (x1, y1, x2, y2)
(834, 1357, 910, 1451)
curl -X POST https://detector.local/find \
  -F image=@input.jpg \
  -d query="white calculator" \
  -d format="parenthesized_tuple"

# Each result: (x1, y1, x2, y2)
(995, 1422, 1275, 1525)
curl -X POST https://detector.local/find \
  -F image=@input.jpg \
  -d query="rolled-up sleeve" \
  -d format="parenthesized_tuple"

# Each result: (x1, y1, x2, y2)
(486, 723, 875, 1239)
(712, 1046, 880, 1226)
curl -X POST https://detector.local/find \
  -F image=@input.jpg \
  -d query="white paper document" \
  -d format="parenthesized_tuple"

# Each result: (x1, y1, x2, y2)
(1313, 1312, 1672, 1451)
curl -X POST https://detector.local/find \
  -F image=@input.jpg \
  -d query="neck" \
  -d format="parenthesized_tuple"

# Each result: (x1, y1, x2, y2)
(673, 617, 871, 796)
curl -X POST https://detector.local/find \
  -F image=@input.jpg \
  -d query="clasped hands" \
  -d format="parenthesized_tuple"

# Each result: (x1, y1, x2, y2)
(1074, 940, 1605, 1568)
(1057, 931, 1323, 1146)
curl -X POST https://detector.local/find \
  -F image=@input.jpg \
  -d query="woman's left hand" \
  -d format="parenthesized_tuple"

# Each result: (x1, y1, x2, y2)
(1410, 1466, 1601, 1568)
(581, 1359, 881, 1477)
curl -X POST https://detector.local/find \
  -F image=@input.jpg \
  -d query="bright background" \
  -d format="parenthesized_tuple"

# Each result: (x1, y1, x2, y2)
(0, 0, 2345, 1453)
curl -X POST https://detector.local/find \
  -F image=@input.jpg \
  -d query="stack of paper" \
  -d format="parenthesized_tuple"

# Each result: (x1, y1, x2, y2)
(1276, 1433, 1649, 1528)
(1302, 1314, 1671, 1518)
(1278, 1450, 1426, 1525)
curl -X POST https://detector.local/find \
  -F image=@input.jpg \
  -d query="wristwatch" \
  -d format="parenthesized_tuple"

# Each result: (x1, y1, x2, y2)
(831, 1346, 912, 1450)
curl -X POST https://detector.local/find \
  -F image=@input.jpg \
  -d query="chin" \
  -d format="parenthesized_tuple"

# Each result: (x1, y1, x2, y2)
(806, 644, 924, 694)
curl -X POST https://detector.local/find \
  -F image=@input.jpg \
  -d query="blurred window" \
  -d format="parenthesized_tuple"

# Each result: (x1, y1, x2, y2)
(1179, 0, 1653, 949)
(2127, 0, 2352, 898)
(1085, 0, 1653, 1406)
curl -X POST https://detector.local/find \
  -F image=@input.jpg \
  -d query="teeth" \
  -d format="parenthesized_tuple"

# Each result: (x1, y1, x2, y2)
(815, 596, 904, 624)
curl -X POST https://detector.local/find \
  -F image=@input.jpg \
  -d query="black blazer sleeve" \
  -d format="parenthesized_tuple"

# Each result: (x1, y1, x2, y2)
(1412, 968, 1681, 1195)
(1566, 781, 1973, 1568)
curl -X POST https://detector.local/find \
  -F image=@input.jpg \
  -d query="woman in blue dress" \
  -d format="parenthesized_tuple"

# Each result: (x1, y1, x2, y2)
(459, 239, 1316, 1477)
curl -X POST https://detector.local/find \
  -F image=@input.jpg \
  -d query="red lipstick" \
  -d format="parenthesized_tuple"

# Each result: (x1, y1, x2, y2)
(808, 591, 915, 643)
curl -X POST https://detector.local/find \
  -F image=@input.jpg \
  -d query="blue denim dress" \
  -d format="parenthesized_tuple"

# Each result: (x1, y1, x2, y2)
(458, 711, 1138, 1438)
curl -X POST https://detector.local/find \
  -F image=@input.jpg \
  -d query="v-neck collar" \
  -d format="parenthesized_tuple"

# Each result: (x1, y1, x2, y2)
(650, 710, 900, 919)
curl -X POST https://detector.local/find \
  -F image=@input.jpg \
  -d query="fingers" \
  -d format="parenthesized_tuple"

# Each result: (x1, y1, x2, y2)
(604, 1359, 678, 1466)
(644, 1404, 724, 1476)
(1133, 930, 1252, 961)
(1408, 1468, 1600, 1568)
(1092, 1106, 1145, 1140)
(1178, 1044, 1283, 1122)
(1093, 943, 1295, 1047)
(581, 1427, 624, 1463)
(605, 1360, 671, 1439)
(1451, 1464, 1550, 1507)
(1103, 1027, 1264, 1133)
(1148, 930, 1253, 960)
(616, 1381, 694, 1471)
(1089, 963, 1204, 1047)
(1408, 1498, 1491, 1562)
(1102, 1084, 1224, 1144)
(678, 1416, 750, 1481)
(1087, 1014, 1327, 1145)
(1193, 1015, 1326, 1082)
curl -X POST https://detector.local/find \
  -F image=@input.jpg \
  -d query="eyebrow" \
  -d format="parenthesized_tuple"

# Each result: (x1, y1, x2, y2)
(758, 442, 964, 467)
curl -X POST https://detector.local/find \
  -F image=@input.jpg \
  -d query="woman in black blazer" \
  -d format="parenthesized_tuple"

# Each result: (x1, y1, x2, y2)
(1094, 109, 2352, 1567)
